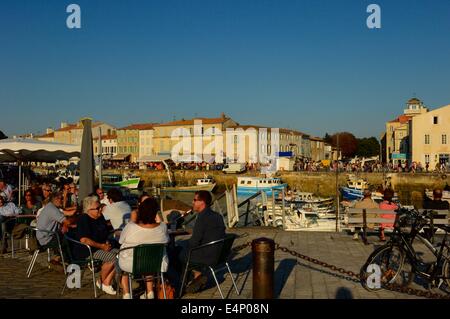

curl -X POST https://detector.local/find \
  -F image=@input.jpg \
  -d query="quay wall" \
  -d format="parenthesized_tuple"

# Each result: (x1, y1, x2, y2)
(103, 169, 450, 205)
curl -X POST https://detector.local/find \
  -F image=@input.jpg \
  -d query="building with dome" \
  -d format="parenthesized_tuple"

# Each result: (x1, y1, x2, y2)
(385, 97, 428, 164)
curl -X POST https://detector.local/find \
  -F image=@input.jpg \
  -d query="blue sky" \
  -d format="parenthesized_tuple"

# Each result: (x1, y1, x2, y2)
(1, 0, 450, 138)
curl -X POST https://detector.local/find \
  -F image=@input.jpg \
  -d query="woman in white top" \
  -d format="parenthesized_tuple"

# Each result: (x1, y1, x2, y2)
(118, 197, 169, 299)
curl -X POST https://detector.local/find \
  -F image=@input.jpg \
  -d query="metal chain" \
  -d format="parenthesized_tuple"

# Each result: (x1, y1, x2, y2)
(274, 244, 450, 300)
(230, 241, 450, 299)
(232, 241, 252, 252)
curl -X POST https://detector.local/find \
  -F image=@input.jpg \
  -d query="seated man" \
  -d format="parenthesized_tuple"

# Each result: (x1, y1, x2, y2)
(181, 191, 225, 293)
(0, 179, 13, 202)
(36, 192, 73, 260)
(0, 194, 21, 253)
(353, 189, 379, 239)
(102, 188, 131, 231)
(423, 189, 450, 210)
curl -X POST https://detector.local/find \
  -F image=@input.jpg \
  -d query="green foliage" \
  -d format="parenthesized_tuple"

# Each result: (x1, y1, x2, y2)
(356, 137, 380, 157)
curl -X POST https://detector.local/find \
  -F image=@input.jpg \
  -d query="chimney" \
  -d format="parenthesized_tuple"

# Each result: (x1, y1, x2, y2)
(61, 122, 68, 129)
(221, 112, 226, 120)
(46, 128, 54, 134)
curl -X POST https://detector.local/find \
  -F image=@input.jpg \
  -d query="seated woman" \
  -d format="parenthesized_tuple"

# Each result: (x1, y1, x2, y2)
(72, 195, 118, 295)
(20, 189, 42, 215)
(378, 188, 398, 241)
(118, 197, 169, 299)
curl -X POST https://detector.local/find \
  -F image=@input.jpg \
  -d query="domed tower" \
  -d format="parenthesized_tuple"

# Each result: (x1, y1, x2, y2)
(403, 97, 428, 116)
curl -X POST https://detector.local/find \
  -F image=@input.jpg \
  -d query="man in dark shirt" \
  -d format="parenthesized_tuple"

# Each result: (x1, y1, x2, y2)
(423, 189, 450, 210)
(183, 190, 225, 293)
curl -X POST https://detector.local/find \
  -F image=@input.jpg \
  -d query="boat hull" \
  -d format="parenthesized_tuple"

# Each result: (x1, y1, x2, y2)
(340, 187, 363, 200)
(237, 184, 288, 195)
(162, 183, 216, 193)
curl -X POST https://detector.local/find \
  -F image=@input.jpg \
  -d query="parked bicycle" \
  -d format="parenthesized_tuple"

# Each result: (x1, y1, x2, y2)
(360, 208, 450, 294)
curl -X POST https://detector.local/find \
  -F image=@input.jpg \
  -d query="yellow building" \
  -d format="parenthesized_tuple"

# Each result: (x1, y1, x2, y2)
(53, 121, 116, 145)
(116, 124, 143, 162)
(410, 104, 450, 169)
(152, 113, 238, 162)
(385, 98, 428, 164)
(309, 136, 325, 161)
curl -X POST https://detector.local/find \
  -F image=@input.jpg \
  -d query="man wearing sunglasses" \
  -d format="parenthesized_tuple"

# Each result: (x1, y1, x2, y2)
(183, 190, 225, 293)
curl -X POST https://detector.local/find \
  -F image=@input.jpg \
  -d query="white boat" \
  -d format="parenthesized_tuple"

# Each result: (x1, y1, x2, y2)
(282, 191, 334, 204)
(341, 175, 397, 202)
(237, 176, 287, 195)
(257, 201, 342, 232)
(162, 175, 216, 192)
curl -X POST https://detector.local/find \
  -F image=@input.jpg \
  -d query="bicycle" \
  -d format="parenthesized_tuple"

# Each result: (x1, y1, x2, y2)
(360, 208, 450, 293)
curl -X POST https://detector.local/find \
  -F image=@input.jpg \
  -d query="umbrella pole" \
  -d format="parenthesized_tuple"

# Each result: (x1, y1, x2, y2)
(18, 162, 22, 206)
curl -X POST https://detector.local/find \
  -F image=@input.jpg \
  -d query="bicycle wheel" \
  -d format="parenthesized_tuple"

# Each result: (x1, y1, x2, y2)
(441, 259, 450, 294)
(360, 244, 406, 291)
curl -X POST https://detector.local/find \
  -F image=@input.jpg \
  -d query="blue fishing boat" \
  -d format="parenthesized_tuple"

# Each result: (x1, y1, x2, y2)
(237, 176, 287, 195)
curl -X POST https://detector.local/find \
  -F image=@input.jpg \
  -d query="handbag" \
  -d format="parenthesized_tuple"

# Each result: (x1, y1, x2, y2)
(157, 279, 175, 299)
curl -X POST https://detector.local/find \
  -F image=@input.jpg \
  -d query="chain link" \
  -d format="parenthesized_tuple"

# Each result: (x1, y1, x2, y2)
(232, 241, 252, 252)
(275, 244, 450, 299)
(231, 240, 450, 299)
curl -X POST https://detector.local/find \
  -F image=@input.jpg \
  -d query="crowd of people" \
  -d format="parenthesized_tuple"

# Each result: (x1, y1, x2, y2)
(0, 178, 226, 299)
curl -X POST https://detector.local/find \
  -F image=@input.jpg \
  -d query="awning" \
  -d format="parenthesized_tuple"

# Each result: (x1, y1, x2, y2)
(0, 138, 80, 163)
(110, 154, 131, 161)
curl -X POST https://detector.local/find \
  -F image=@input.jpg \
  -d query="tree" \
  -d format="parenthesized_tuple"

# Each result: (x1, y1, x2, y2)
(323, 133, 332, 144)
(331, 132, 358, 158)
(0, 131, 7, 140)
(356, 137, 380, 158)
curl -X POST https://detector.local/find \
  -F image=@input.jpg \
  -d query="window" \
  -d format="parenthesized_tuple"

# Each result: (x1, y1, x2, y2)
(241, 180, 245, 185)
(212, 126, 215, 134)
(433, 116, 438, 125)
(442, 134, 447, 145)
(425, 154, 430, 163)
(234, 136, 238, 144)
(425, 134, 430, 145)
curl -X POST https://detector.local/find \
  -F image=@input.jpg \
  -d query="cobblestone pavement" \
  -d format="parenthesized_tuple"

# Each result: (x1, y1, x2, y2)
(0, 228, 446, 299)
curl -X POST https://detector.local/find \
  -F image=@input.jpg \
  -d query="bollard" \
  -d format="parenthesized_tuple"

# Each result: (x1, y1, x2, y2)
(252, 237, 275, 299)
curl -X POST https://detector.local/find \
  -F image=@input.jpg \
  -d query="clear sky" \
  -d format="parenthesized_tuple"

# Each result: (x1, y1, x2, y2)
(1, 0, 450, 138)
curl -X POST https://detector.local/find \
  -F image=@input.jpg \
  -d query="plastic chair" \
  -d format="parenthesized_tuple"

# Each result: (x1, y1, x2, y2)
(1, 216, 37, 257)
(1, 217, 17, 257)
(26, 227, 66, 278)
(179, 233, 240, 299)
(61, 234, 103, 298)
(116, 243, 167, 299)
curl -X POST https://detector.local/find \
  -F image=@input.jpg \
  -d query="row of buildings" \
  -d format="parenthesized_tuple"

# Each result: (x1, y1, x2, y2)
(383, 98, 450, 168)
(35, 113, 338, 164)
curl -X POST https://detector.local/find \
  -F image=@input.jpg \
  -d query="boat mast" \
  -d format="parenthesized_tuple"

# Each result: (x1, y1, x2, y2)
(335, 134, 340, 232)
